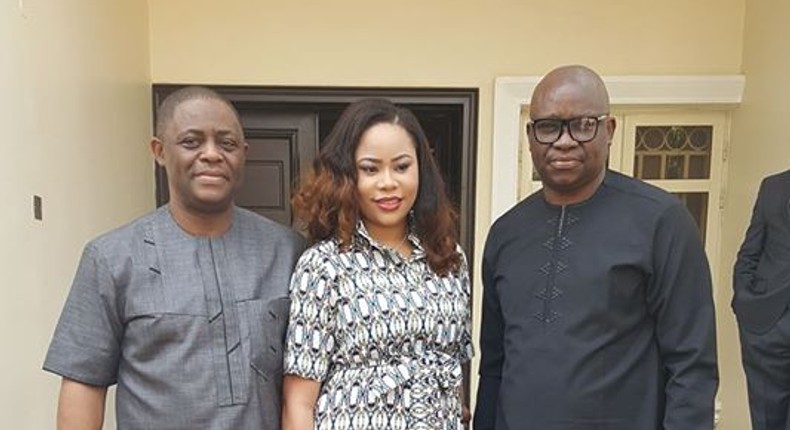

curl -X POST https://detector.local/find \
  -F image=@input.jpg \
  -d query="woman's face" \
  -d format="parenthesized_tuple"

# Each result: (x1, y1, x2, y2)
(354, 122, 419, 240)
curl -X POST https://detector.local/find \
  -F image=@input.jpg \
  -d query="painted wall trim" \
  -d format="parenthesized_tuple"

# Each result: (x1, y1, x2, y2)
(491, 74, 746, 222)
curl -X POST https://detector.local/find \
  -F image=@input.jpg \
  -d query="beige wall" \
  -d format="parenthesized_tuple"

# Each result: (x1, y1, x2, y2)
(150, 0, 747, 424)
(149, 0, 745, 241)
(0, 0, 151, 428)
(1, 0, 765, 427)
(719, 0, 790, 428)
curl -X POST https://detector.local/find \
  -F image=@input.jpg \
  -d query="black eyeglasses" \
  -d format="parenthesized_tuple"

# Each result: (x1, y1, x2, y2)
(527, 115, 609, 145)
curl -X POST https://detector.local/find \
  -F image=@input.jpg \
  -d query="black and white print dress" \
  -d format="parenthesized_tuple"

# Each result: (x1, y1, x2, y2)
(284, 223, 473, 430)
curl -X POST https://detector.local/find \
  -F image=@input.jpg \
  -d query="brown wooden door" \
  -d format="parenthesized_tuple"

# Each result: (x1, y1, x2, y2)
(235, 109, 318, 226)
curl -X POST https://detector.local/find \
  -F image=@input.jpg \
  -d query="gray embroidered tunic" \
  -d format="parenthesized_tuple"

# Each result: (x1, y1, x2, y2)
(44, 206, 304, 430)
(284, 224, 473, 430)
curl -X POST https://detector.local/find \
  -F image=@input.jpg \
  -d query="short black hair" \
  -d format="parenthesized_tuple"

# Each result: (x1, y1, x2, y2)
(155, 86, 242, 138)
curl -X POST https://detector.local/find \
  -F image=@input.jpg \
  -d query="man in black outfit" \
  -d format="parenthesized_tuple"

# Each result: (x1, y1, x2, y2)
(734, 169, 790, 430)
(474, 64, 718, 430)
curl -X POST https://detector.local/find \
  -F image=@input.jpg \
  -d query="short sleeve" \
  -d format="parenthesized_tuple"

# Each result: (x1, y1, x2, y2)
(283, 247, 340, 381)
(43, 243, 123, 386)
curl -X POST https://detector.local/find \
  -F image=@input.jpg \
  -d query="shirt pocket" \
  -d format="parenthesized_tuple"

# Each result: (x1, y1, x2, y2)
(244, 296, 291, 381)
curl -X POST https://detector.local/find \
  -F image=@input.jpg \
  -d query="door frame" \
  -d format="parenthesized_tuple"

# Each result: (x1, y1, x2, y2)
(152, 84, 479, 269)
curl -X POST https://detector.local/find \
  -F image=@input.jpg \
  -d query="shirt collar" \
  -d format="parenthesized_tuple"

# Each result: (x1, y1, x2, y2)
(353, 220, 425, 260)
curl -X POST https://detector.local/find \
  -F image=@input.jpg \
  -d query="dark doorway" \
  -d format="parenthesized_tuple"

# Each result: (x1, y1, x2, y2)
(152, 85, 477, 413)
(152, 86, 478, 262)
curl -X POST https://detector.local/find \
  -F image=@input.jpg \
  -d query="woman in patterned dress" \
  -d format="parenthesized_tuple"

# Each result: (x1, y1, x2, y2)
(281, 98, 473, 430)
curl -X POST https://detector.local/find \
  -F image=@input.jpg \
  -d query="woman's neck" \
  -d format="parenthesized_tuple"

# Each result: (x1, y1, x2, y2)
(363, 221, 411, 256)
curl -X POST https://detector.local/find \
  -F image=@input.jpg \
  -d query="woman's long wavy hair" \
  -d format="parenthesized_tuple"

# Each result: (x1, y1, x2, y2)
(292, 98, 461, 276)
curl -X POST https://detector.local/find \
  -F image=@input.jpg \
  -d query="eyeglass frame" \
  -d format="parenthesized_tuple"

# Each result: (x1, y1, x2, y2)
(526, 114, 610, 145)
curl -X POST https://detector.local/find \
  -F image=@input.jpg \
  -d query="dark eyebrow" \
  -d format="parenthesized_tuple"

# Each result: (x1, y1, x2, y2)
(216, 129, 240, 137)
(357, 157, 381, 164)
(357, 153, 415, 164)
(175, 129, 240, 139)
(392, 154, 414, 163)
(357, 154, 414, 164)
(533, 114, 601, 121)
(176, 129, 205, 139)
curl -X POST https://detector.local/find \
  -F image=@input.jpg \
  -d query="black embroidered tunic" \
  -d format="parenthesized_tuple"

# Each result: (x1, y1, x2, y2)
(475, 171, 718, 430)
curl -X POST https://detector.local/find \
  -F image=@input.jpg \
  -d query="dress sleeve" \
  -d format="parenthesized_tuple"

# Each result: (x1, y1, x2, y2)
(283, 246, 340, 382)
(473, 240, 505, 430)
(43, 243, 123, 387)
(647, 203, 718, 430)
(733, 179, 767, 296)
(456, 249, 474, 363)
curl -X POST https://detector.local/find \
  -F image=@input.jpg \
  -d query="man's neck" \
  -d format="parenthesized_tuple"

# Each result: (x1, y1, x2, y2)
(543, 170, 606, 206)
(168, 202, 234, 237)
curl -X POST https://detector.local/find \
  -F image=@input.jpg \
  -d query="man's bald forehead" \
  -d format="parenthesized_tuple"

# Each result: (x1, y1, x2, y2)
(530, 65, 610, 115)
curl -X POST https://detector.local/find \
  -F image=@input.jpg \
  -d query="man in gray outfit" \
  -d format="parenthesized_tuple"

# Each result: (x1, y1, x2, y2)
(44, 86, 304, 429)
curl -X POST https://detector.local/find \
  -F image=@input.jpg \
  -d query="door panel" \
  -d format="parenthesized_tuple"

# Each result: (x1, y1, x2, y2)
(236, 110, 318, 226)
(236, 133, 293, 225)
(616, 110, 727, 281)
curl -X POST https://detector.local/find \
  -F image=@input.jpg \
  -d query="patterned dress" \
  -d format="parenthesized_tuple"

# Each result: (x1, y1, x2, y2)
(284, 223, 473, 430)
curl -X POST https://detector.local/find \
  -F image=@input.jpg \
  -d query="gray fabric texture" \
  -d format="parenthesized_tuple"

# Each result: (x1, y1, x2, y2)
(44, 205, 304, 430)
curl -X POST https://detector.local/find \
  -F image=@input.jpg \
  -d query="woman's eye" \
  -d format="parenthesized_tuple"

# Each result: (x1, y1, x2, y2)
(395, 163, 411, 173)
(359, 165, 377, 174)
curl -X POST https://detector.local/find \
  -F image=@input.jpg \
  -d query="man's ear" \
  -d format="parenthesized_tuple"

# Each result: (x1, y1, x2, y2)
(150, 137, 166, 167)
(605, 116, 617, 145)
